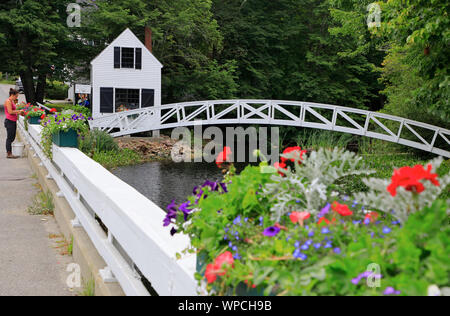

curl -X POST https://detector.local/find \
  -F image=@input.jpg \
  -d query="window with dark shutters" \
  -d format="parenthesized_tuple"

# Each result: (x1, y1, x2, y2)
(100, 87, 114, 113)
(141, 89, 155, 108)
(135, 48, 142, 69)
(114, 47, 121, 68)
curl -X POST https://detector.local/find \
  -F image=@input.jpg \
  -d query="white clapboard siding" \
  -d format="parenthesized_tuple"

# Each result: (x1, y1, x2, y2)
(17, 118, 198, 296)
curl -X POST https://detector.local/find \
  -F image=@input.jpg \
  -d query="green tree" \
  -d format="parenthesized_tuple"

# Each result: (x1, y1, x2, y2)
(378, 0, 450, 123)
(0, 0, 78, 103)
(212, 0, 384, 110)
(80, 0, 238, 103)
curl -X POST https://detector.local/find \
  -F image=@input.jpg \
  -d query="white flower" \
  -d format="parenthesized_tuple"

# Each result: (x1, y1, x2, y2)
(427, 285, 441, 296)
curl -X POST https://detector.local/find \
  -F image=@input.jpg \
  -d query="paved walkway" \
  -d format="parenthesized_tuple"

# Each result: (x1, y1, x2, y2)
(0, 85, 74, 296)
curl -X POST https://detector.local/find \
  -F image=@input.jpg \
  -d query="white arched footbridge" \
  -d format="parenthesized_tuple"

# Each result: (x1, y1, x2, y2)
(89, 100, 450, 158)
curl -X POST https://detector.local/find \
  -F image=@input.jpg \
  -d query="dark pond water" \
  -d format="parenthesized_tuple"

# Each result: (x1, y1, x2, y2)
(113, 162, 226, 210)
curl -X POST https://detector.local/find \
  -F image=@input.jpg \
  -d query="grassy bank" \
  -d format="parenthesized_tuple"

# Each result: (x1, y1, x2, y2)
(91, 148, 143, 170)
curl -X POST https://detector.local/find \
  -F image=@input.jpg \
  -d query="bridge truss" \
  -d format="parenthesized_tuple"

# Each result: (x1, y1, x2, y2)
(89, 100, 450, 158)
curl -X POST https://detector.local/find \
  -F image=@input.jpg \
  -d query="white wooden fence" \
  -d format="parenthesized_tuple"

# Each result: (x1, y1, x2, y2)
(17, 117, 198, 296)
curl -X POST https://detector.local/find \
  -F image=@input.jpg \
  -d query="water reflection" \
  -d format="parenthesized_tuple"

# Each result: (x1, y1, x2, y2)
(113, 162, 225, 209)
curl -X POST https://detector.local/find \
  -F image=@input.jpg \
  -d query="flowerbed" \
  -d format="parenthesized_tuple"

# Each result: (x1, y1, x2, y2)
(164, 147, 450, 296)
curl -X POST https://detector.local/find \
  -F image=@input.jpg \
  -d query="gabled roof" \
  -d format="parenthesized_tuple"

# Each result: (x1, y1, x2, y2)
(90, 28, 163, 68)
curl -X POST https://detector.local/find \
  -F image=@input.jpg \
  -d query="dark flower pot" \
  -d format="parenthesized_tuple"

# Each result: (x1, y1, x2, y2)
(235, 282, 266, 296)
(196, 250, 209, 274)
(52, 129, 78, 148)
(28, 117, 40, 125)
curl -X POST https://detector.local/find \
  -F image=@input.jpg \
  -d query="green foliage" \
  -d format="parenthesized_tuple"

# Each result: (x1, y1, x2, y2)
(80, 279, 95, 297)
(321, 199, 449, 296)
(378, 0, 450, 122)
(92, 149, 142, 170)
(166, 148, 449, 296)
(40, 112, 90, 158)
(264, 148, 374, 220)
(45, 81, 69, 100)
(79, 130, 119, 156)
(212, 0, 384, 110)
(28, 190, 55, 215)
(0, 0, 79, 103)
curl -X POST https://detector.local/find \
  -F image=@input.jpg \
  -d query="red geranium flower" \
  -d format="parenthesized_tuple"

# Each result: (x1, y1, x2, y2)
(332, 201, 353, 217)
(387, 164, 440, 197)
(214, 251, 234, 276)
(40, 114, 46, 120)
(205, 251, 235, 283)
(50, 108, 57, 113)
(318, 217, 331, 225)
(281, 146, 307, 164)
(205, 264, 218, 284)
(364, 212, 379, 223)
(274, 161, 287, 176)
(290, 211, 311, 226)
(216, 146, 232, 168)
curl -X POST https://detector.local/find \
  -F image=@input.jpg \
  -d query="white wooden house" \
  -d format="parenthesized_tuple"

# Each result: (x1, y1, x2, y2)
(91, 28, 163, 118)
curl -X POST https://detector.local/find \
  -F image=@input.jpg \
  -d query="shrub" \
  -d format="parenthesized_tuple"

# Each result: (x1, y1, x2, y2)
(45, 81, 69, 100)
(79, 129, 119, 156)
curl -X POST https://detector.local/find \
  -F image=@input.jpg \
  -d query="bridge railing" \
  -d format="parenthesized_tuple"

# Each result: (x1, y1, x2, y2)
(90, 100, 450, 158)
(17, 117, 198, 296)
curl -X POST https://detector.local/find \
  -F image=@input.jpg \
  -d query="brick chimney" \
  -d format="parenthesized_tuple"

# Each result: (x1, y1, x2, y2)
(145, 26, 153, 53)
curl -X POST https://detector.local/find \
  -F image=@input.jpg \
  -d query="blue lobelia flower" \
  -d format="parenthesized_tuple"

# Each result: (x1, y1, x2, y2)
(293, 249, 307, 261)
(382, 226, 392, 234)
(321, 227, 330, 234)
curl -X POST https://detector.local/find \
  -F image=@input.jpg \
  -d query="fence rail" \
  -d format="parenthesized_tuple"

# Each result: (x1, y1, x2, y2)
(90, 100, 450, 158)
(17, 118, 198, 296)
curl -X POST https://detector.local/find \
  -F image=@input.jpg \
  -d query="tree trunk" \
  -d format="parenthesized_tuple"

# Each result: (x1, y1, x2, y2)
(20, 68, 36, 104)
(35, 73, 47, 104)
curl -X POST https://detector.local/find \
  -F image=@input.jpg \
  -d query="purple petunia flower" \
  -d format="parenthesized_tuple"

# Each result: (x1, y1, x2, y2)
(179, 201, 192, 217)
(163, 200, 178, 227)
(170, 227, 177, 236)
(383, 287, 401, 295)
(318, 203, 331, 218)
(263, 226, 280, 237)
(352, 271, 383, 285)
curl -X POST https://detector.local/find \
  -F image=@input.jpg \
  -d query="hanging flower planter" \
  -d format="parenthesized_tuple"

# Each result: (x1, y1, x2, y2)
(28, 116, 41, 125)
(51, 129, 79, 147)
(24, 107, 46, 125)
(40, 112, 89, 158)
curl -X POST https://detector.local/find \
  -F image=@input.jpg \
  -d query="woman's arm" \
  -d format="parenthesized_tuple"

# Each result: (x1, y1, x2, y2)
(4, 100, 23, 115)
